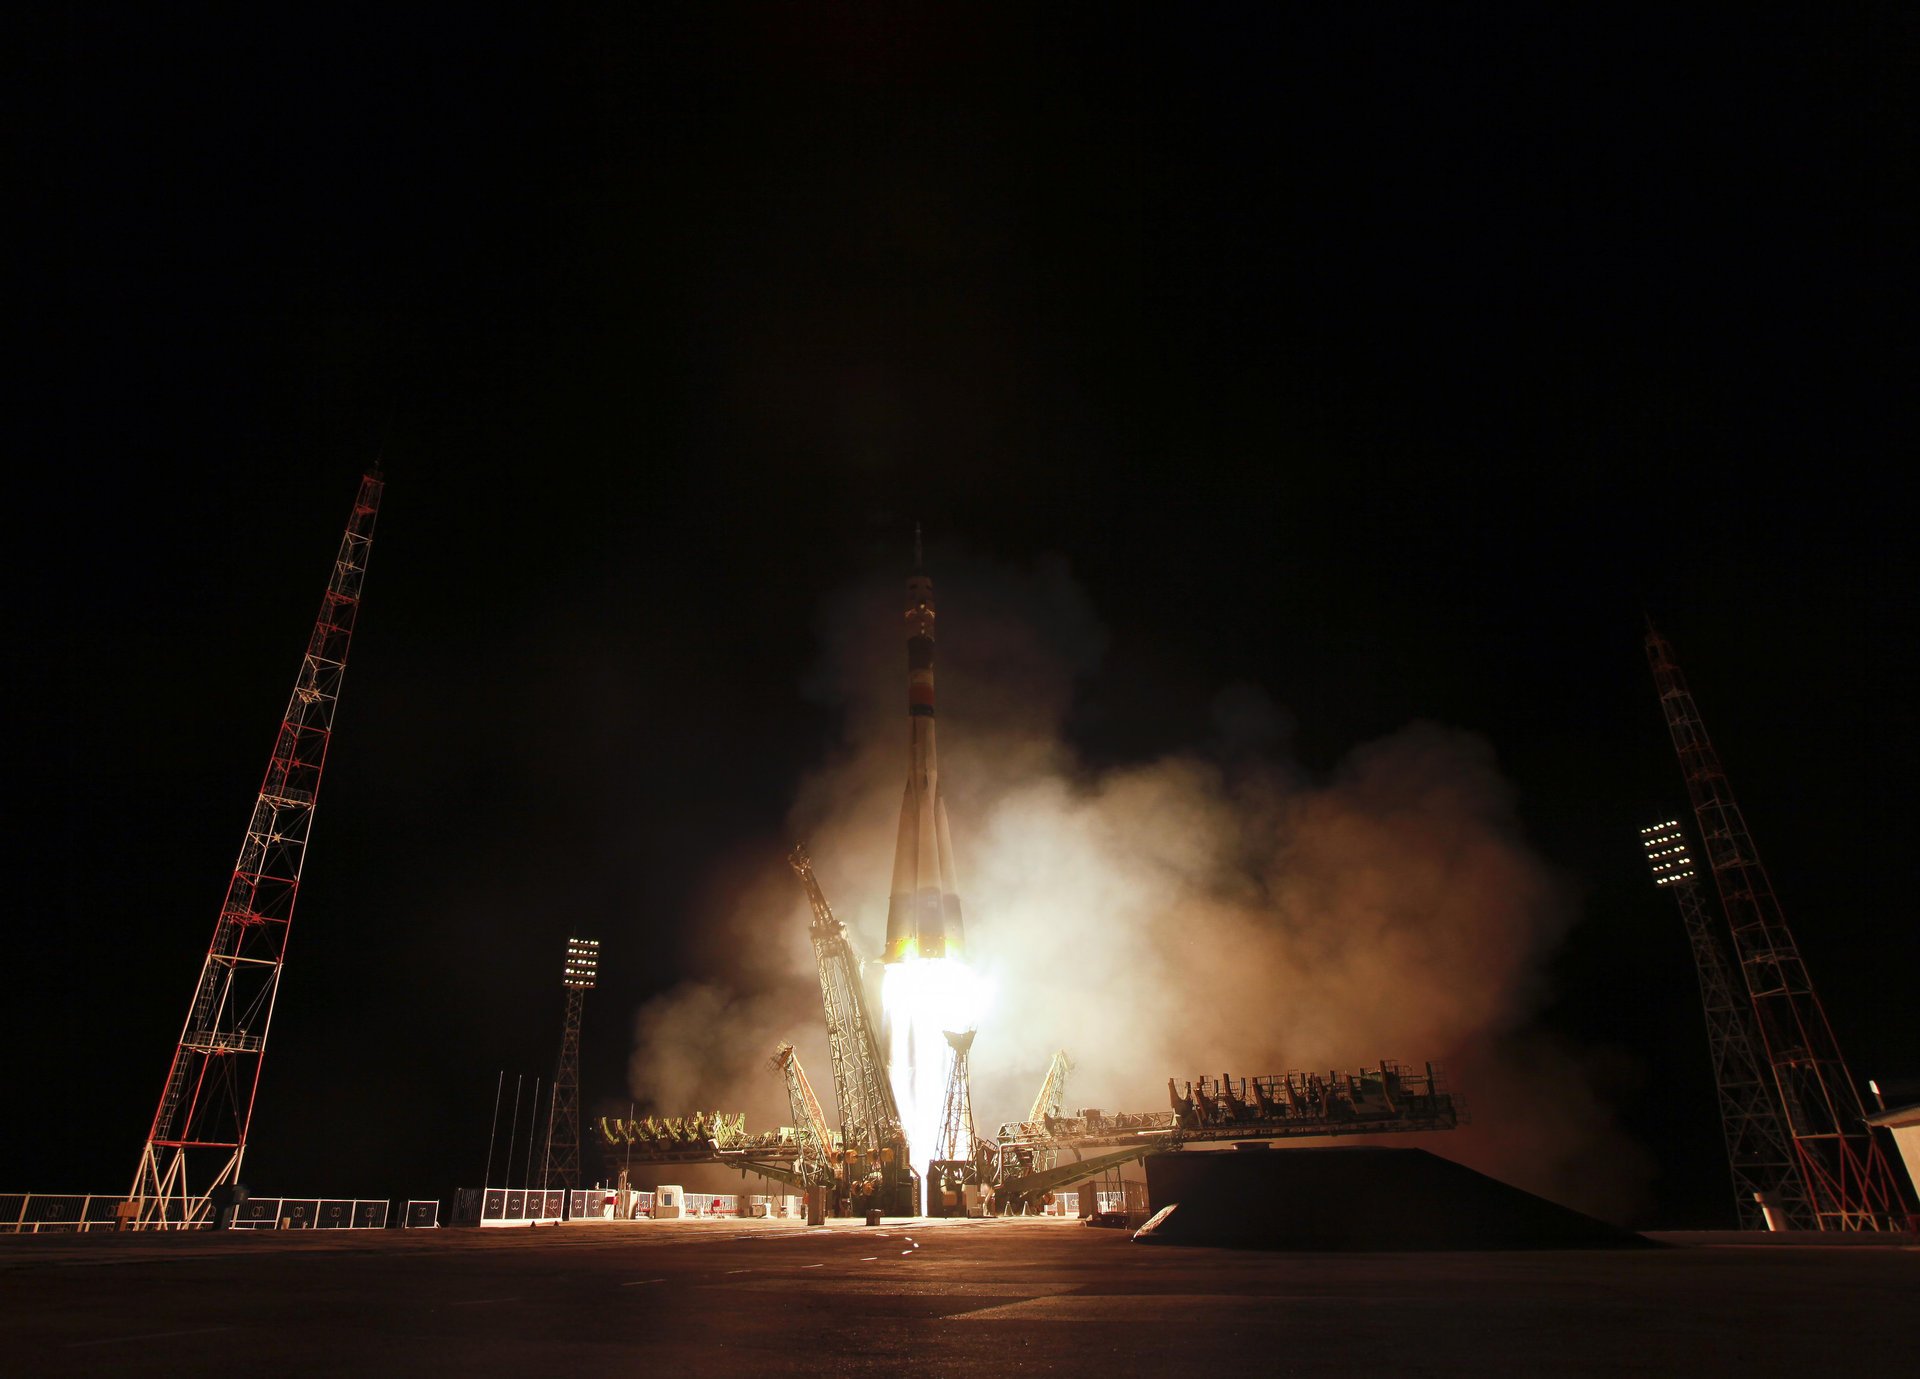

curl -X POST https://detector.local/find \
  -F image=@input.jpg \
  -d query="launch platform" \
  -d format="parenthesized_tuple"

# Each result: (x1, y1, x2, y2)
(2, 1216, 1912, 1377)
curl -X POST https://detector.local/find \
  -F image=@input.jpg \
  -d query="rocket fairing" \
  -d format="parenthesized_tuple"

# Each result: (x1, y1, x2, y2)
(883, 566, 966, 963)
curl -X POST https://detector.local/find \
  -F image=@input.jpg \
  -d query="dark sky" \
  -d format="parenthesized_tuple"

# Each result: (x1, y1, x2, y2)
(11, 7, 1914, 1227)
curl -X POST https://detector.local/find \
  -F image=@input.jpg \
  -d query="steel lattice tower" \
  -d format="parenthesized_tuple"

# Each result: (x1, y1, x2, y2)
(788, 845, 913, 1214)
(132, 472, 382, 1227)
(1646, 625, 1906, 1230)
(542, 937, 597, 1190)
(932, 1029, 978, 1165)
(1640, 820, 1807, 1228)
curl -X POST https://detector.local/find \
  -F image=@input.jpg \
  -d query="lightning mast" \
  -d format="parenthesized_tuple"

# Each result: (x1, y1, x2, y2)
(132, 471, 383, 1227)
(541, 937, 598, 1190)
(1640, 820, 1807, 1228)
(788, 845, 913, 1214)
(1646, 625, 1906, 1229)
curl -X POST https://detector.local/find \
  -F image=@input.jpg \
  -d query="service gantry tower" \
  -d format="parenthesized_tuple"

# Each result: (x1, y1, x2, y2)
(132, 471, 383, 1227)
(1640, 819, 1806, 1228)
(788, 844, 914, 1215)
(542, 937, 598, 1191)
(769, 1043, 838, 1191)
(1646, 624, 1907, 1229)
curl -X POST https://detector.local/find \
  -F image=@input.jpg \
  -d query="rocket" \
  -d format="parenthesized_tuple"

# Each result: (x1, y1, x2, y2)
(882, 550, 965, 963)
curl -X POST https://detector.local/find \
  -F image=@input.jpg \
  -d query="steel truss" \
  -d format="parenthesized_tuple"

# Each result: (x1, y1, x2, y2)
(543, 938, 597, 1190)
(1641, 820, 1807, 1228)
(788, 846, 915, 1214)
(131, 472, 382, 1228)
(1647, 626, 1908, 1230)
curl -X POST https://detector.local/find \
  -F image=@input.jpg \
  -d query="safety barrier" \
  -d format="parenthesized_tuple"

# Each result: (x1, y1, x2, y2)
(681, 1192, 739, 1217)
(477, 1188, 565, 1226)
(0, 1194, 146, 1233)
(1, 1193, 412, 1232)
(230, 1197, 389, 1229)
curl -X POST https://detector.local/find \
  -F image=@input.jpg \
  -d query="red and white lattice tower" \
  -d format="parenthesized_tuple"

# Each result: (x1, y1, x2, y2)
(131, 472, 383, 1227)
(1646, 623, 1907, 1230)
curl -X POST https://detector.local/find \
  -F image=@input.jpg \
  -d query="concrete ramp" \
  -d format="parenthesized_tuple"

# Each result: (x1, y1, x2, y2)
(1137, 1147, 1647, 1251)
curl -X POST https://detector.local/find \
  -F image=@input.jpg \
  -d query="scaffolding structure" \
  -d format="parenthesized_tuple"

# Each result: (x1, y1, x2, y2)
(131, 472, 383, 1227)
(1646, 625, 1907, 1229)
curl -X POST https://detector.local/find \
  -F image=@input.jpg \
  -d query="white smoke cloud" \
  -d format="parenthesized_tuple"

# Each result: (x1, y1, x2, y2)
(627, 550, 1651, 1221)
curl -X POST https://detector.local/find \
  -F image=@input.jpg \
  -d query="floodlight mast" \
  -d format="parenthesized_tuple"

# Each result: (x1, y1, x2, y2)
(132, 472, 383, 1228)
(543, 937, 598, 1190)
(1646, 626, 1910, 1230)
(1639, 820, 1807, 1229)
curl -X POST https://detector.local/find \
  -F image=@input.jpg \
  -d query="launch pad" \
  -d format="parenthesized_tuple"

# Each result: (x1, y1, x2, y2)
(4, 1218, 1913, 1378)
(597, 559, 1466, 1221)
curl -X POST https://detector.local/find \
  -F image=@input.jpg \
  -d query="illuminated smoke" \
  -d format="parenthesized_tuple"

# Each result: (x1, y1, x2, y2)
(628, 552, 1652, 1223)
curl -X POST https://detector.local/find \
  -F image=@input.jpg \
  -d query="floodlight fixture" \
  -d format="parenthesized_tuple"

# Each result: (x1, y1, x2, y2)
(1639, 820, 1696, 887)
(563, 936, 600, 989)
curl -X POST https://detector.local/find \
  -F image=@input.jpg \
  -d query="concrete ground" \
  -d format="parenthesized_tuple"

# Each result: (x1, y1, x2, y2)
(2, 1217, 1914, 1377)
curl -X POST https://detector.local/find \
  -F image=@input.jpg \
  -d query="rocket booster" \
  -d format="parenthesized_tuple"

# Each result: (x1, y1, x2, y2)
(883, 564, 965, 963)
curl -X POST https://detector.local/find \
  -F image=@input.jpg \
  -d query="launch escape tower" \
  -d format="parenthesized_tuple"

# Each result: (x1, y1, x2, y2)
(132, 472, 383, 1227)
(788, 847, 915, 1214)
(541, 937, 598, 1191)
(1646, 625, 1908, 1229)
(1640, 820, 1805, 1229)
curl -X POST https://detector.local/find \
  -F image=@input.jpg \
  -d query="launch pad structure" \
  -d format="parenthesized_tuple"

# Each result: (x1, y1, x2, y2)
(789, 847, 916, 1215)
(602, 551, 1464, 1216)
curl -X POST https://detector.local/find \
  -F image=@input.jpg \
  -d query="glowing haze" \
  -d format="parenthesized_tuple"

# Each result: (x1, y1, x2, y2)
(627, 549, 1651, 1222)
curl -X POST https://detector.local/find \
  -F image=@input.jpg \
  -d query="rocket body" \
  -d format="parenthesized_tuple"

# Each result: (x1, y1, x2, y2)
(883, 571, 965, 963)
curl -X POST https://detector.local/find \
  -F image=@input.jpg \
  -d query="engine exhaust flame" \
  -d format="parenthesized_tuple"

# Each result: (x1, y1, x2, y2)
(883, 956, 989, 1204)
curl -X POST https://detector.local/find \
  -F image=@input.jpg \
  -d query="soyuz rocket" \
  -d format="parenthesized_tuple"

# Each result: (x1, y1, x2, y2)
(883, 553, 966, 964)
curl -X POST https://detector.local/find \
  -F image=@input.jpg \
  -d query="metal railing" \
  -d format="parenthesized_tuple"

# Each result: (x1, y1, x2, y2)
(2, 1193, 423, 1232)
(230, 1197, 389, 1229)
(0, 1194, 160, 1233)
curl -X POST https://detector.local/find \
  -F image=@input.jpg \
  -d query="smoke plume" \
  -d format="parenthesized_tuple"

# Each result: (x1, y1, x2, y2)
(628, 551, 1651, 1221)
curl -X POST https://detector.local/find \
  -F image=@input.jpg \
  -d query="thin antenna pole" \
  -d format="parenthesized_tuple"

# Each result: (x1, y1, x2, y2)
(503, 1075, 523, 1189)
(481, 1070, 505, 1189)
(524, 1077, 542, 1190)
(914, 522, 923, 571)
(540, 1082, 558, 1189)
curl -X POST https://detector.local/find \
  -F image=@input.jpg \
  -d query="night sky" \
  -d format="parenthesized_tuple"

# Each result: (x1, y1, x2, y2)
(12, 8, 1915, 1227)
